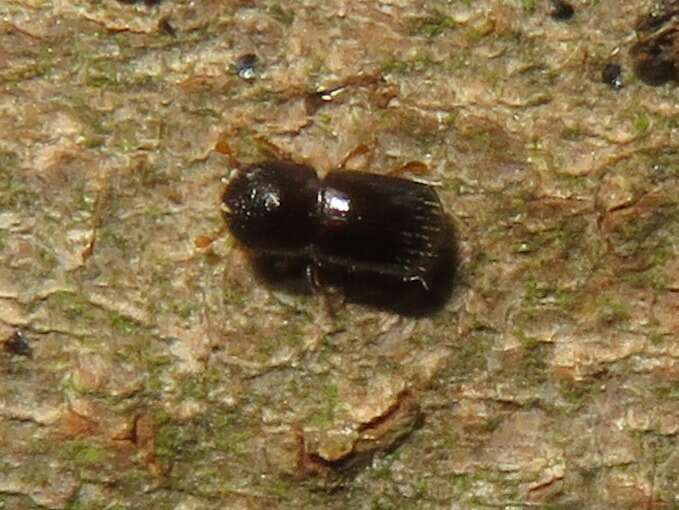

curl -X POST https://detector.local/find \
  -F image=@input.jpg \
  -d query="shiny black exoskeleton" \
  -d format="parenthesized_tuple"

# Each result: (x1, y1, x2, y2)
(222, 161, 457, 315)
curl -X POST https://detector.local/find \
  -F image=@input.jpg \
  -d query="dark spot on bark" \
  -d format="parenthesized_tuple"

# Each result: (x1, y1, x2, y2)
(234, 53, 257, 81)
(550, 0, 575, 21)
(601, 63, 624, 89)
(3, 331, 32, 357)
(158, 17, 176, 37)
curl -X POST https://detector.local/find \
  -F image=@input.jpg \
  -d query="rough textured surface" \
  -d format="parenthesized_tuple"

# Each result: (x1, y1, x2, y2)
(0, 0, 677, 509)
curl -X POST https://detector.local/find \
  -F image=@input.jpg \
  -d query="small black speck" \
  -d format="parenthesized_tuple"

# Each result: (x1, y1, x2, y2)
(4, 331, 32, 357)
(550, 0, 575, 21)
(159, 17, 176, 37)
(601, 63, 624, 89)
(234, 53, 257, 81)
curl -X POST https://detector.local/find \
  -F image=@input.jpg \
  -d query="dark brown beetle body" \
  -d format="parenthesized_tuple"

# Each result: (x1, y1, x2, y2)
(222, 161, 456, 315)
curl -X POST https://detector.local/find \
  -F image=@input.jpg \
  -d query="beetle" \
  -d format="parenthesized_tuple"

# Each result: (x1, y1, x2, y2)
(221, 161, 456, 315)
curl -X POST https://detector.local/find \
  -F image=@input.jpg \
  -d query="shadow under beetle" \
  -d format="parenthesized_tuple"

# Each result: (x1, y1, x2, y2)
(222, 161, 457, 316)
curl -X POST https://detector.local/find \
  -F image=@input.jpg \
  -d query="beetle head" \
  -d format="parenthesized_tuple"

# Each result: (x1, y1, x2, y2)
(222, 161, 320, 254)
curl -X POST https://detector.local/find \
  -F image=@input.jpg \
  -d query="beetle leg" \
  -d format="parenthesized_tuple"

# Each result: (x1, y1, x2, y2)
(305, 263, 322, 293)
(307, 262, 343, 319)
(338, 143, 373, 170)
(253, 135, 298, 162)
(388, 160, 430, 178)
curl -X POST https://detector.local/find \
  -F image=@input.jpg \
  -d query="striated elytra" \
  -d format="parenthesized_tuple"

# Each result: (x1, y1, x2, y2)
(221, 161, 457, 315)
